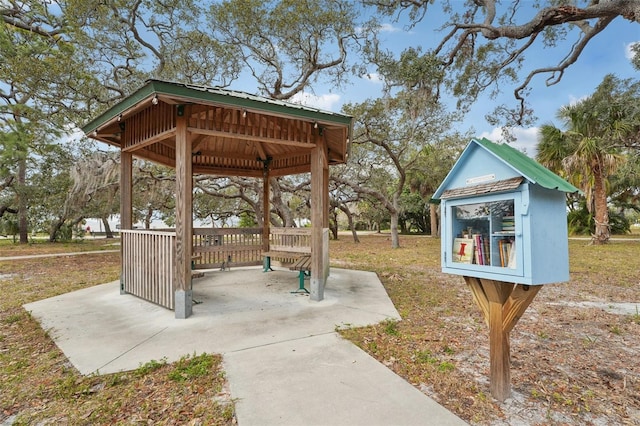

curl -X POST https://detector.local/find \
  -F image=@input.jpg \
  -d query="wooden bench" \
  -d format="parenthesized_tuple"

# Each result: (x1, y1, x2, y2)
(262, 250, 306, 271)
(263, 227, 312, 292)
(289, 255, 311, 293)
(262, 227, 311, 271)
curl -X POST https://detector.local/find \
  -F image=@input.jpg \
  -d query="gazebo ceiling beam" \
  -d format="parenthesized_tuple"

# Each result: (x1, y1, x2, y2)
(254, 141, 268, 160)
(270, 164, 311, 177)
(122, 129, 177, 153)
(194, 149, 262, 162)
(192, 165, 263, 177)
(136, 147, 175, 168)
(187, 127, 316, 150)
(191, 135, 206, 152)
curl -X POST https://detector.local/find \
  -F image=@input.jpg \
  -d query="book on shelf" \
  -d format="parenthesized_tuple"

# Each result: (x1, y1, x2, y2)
(473, 234, 481, 265)
(472, 233, 490, 266)
(501, 215, 515, 232)
(452, 238, 475, 264)
(498, 238, 516, 268)
(507, 239, 516, 269)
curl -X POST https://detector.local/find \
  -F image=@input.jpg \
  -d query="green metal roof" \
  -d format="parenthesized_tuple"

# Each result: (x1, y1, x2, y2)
(475, 138, 579, 193)
(82, 79, 353, 136)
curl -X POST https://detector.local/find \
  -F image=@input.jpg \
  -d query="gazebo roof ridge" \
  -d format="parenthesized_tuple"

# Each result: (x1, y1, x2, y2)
(82, 79, 353, 138)
(82, 79, 353, 177)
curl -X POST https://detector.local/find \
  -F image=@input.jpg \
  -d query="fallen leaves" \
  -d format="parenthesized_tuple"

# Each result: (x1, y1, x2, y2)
(333, 234, 640, 425)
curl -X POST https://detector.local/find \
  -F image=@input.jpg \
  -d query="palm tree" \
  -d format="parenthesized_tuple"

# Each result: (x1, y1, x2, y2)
(537, 75, 633, 244)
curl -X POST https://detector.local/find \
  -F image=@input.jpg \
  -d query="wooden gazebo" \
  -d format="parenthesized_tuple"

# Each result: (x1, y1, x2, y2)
(82, 80, 352, 318)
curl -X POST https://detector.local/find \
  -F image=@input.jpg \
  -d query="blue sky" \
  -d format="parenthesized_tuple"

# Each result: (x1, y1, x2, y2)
(287, 7, 640, 157)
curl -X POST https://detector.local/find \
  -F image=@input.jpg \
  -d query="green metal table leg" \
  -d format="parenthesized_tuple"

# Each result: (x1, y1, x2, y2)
(291, 270, 310, 294)
(263, 256, 273, 272)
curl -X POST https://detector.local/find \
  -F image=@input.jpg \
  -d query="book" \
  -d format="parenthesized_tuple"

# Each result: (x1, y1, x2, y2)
(507, 239, 516, 269)
(452, 238, 474, 264)
(483, 236, 490, 265)
(472, 234, 482, 265)
(498, 238, 515, 268)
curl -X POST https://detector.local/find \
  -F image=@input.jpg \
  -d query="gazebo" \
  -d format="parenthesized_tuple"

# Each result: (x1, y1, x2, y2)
(82, 80, 353, 318)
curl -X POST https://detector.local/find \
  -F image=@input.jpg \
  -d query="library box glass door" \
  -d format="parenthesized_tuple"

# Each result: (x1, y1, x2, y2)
(444, 193, 523, 278)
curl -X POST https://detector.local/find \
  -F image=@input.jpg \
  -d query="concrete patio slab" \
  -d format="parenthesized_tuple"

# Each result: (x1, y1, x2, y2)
(225, 332, 466, 426)
(24, 266, 466, 425)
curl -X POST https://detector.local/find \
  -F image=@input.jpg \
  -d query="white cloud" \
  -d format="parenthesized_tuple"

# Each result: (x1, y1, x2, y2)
(290, 92, 341, 112)
(625, 41, 639, 60)
(379, 23, 401, 33)
(479, 127, 540, 158)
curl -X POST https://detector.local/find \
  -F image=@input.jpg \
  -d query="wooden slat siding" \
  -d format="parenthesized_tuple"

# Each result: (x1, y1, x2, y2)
(123, 103, 174, 151)
(121, 230, 175, 310)
(192, 228, 264, 269)
(269, 227, 312, 254)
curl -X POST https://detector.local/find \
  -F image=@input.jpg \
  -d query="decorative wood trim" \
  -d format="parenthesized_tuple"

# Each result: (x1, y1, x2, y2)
(122, 129, 176, 152)
(187, 127, 316, 149)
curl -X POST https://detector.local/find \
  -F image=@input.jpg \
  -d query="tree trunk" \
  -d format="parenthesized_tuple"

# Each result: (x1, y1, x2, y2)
(144, 206, 153, 229)
(338, 204, 359, 243)
(329, 208, 339, 240)
(270, 178, 295, 227)
(390, 194, 400, 248)
(102, 216, 114, 238)
(390, 211, 400, 248)
(592, 167, 610, 244)
(48, 218, 64, 242)
(18, 157, 28, 244)
(430, 203, 439, 237)
(329, 222, 338, 240)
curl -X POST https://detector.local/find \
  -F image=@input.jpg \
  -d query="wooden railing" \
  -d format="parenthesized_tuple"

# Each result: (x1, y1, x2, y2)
(121, 229, 176, 310)
(192, 227, 264, 269)
(120, 227, 314, 311)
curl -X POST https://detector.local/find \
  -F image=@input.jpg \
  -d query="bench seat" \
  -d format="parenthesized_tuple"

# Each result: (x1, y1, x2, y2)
(288, 255, 311, 293)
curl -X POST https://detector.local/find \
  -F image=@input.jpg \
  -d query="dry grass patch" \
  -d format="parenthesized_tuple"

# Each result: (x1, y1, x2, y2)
(0, 237, 117, 257)
(0, 244, 234, 425)
(2, 234, 638, 425)
(332, 234, 640, 425)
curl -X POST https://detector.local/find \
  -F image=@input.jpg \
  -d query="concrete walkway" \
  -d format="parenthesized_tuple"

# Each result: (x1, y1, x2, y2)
(24, 267, 466, 425)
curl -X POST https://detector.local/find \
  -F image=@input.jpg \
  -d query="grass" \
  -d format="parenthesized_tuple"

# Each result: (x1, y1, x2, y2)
(0, 236, 118, 256)
(1, 233, 638, 425)
(331, 232, 640, 425)
(0, 240, 234, 425)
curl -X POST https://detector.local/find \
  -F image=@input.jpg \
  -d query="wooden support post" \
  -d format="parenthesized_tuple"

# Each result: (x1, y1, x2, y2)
(310, 132, 328, 301)
(119, 150, 133, 294)
(262, 170, 270, 254)
(322, 166, 330, 279)
(175, 106, 193, 319)
(463, 276, 541, 401)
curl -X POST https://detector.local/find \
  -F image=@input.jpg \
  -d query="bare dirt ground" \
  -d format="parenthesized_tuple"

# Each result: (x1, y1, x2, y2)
(335, 234, 640, 426)
(1, 235, 638, 425)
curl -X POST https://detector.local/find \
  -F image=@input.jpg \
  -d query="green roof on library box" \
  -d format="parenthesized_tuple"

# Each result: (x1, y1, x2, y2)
(433, 138, 579, 200)
(433, 138, 579, 286)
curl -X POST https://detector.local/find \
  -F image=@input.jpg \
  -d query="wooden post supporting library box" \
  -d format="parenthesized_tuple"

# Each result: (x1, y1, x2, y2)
(433, 138, 579, 401)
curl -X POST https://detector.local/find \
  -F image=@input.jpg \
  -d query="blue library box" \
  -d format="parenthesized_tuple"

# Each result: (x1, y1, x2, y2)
(433, 138, 579, 285)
